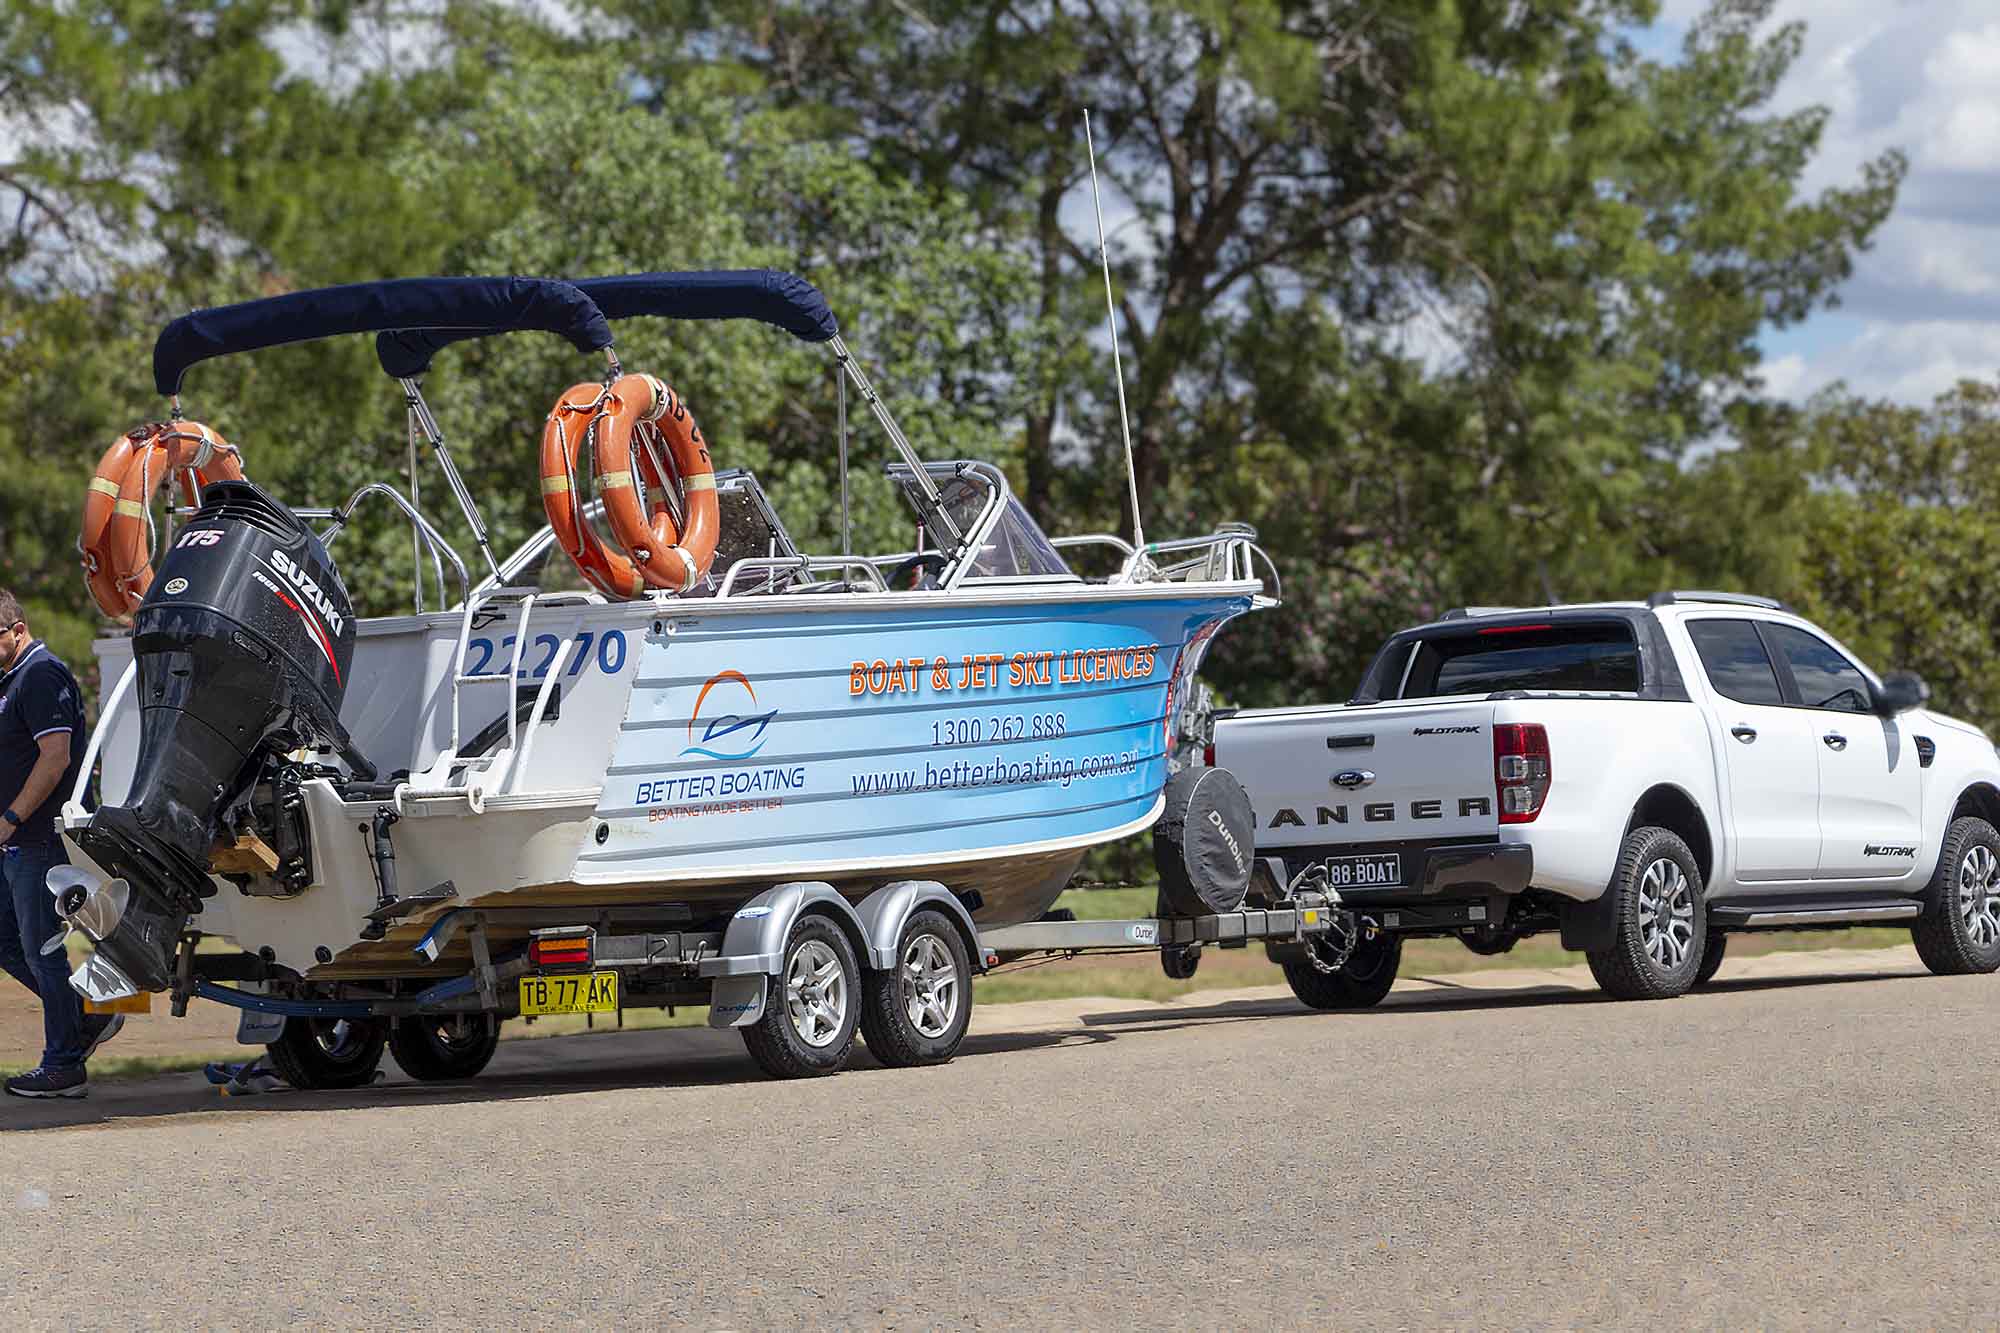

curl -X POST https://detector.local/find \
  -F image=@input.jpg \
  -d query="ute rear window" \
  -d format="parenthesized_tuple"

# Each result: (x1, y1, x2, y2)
(1394, 622, 1642, 698)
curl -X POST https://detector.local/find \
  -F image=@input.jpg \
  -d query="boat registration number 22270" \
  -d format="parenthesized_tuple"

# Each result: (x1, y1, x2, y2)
(519, 971, 619, 1016)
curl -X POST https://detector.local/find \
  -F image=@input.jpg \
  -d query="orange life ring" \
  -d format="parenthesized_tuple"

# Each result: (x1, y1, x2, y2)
(80, 420, 240, 618)
(591, 373, 718, 594)
(538, 383, 646, 600)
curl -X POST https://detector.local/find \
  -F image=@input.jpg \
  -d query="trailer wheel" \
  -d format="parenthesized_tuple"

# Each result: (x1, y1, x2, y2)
(861, 909, 973, 1068)
(266, 1016, 388, 1090)
(1283, 931, 1401, 1010)
(389, 1014, 500, 1082)
(744, 915, 861, 1079)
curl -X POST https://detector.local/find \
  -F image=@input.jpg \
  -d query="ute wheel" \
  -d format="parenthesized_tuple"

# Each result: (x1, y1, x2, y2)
(861, 910, 973, 1068)
(1695, 931, 1728, 986)
(389, 1013, 500, 1081)
(1587, 826, 1706, 1000)
(1912, 816, 2000, 976)
(266, 1016, 389, 1090)
(1284, 930, 1401, 1010)
(744, 915, 861, 1079)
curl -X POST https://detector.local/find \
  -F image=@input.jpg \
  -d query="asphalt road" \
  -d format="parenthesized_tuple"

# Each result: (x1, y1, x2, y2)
(3, 945, 1993, 1328)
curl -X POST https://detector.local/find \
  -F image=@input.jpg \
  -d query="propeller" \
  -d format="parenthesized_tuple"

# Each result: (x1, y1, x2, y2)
(40, 864, 131, 954)
(40, 865, 98, 956)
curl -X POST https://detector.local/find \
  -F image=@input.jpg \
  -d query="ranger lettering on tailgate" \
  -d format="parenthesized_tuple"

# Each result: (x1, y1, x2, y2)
(1266, 795, 1493, 829)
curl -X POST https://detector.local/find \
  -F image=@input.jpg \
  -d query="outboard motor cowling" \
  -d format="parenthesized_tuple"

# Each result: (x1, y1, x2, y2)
(77, 480, 355, 990)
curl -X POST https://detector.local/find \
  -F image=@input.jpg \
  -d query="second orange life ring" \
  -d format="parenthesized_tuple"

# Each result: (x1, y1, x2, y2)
(80, 420, 240, 618)
(591, 373, 718, 594)
(538, 383, 647, 600)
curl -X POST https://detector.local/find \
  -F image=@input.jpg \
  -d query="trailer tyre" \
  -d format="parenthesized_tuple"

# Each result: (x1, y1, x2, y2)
(1586, 826, 1706, 1000)
(1912, 816, 2000, 976)
(389, 1014, 500, 1081)
(744, 915, 861, 1079)
(266, 1016, 388, 1090)
(861, 909, 973, 1068)
(1283, 931, 1401, 1010)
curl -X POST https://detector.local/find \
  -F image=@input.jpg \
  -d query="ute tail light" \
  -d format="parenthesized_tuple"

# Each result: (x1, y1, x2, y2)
(1493, 723, 1551, 824)
(1202, 741, 1216, 767)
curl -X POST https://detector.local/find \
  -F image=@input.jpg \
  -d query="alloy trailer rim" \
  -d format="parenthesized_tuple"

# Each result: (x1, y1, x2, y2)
(1958, 843, 2000, 948)
(785, 939, 848, 1049)
(901, 933, 961, 1039)
(1637, 857, 1695, 970)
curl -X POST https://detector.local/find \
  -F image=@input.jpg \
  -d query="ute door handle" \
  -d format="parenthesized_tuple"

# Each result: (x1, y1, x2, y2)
(1823, 731, 1847, 751)
(1730, 724, 1757, 743)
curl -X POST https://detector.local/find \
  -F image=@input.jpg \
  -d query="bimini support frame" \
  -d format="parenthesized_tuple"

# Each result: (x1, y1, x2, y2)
(397, 347, 622, 582)
(828, 334, 961, 550)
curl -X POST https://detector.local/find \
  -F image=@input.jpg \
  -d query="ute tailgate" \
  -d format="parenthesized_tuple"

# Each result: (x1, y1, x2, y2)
(1216, 700, 1501, 886)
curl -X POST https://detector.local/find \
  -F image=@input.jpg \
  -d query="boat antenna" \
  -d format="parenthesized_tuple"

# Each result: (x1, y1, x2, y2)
(1083, 108, 1150, 575)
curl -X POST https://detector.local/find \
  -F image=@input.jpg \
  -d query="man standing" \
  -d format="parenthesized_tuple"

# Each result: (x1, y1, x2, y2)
(0, 590, 120, 1098)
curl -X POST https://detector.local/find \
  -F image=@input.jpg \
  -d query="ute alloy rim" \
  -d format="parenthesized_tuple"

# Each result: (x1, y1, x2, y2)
(900, 933, 961, 1039)
(784, 939, 848, 1049)
(1957, 843, 2000, 948)
(1637, 857, 1696, 970)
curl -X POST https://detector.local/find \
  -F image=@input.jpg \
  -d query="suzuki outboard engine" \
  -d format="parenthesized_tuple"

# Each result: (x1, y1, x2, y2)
(76, 480, 356, 990)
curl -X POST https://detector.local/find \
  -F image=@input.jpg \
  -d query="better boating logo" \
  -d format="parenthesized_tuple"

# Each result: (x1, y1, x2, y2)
(683, 669, 778, 761)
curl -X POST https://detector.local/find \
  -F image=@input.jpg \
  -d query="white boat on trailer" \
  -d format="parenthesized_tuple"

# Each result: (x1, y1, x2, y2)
(51, 270, 1350, 1085)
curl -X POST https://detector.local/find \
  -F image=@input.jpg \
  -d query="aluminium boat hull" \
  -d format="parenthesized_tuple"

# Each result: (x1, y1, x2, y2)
(75, 581, 1257, 978)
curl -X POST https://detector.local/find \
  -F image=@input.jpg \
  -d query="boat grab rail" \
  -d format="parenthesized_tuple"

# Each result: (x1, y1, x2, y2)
(715, 556, 889, 598)
(314, 482, 470, 612)
(61, 659, 139, 827)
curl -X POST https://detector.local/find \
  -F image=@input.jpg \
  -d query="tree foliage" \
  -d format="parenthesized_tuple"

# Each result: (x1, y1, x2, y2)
(3, 0, 1974, 770)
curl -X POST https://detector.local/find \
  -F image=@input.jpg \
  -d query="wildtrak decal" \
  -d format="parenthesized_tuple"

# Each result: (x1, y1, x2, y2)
(1413, 725, 1481, 736)
(1862, 843, 1916, 857)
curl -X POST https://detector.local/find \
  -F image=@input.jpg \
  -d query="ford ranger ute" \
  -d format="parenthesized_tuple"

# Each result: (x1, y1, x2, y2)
(1213, 591, 2000, 1003)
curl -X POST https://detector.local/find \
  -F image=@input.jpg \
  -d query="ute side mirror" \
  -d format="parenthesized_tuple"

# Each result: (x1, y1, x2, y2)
(1872, 670, 1930, 717)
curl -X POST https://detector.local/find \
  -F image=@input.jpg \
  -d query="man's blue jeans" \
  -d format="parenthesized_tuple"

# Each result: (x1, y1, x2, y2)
(0, 838, 87, 1070)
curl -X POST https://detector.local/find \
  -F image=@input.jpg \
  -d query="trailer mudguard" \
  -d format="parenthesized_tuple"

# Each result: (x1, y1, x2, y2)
(854, 880, 984, 974)
(701, 881, 867, 1029)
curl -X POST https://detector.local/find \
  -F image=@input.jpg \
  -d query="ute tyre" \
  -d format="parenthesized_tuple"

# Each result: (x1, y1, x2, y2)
(388, 1014, 500, 1081)
(1587, 826, 1706, 1000)
(1911, 816, 2000, 976)
(1284, 931, 1401, 1010)
(266, 1016, 389, 1090)
(744, 915, 861, 1079)
(861, 910, 973, 1068)
(1694, 931, 1728, 987)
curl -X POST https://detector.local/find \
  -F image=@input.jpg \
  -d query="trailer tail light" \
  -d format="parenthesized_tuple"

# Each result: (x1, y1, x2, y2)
(1493, 723, 1551, 824)
(528, 927, 594, 971)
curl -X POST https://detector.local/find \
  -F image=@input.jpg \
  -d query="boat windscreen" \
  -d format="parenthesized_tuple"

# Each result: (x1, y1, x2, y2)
(926, 471, 1072, 580)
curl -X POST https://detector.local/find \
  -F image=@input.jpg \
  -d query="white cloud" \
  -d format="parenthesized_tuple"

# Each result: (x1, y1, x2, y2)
(1680, 0, 2000, 402)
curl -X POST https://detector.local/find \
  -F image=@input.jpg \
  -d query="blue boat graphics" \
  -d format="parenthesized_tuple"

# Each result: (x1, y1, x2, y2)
(582, 593, 1250, 884)
(681, 669, 778, 761)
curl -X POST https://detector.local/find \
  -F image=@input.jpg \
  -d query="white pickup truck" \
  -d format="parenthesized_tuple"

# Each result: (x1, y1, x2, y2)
(1214, 591, 2000, 1002)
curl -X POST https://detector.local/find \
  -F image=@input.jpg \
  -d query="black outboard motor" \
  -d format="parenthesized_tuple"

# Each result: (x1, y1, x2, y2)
(77, 480, 356, 990)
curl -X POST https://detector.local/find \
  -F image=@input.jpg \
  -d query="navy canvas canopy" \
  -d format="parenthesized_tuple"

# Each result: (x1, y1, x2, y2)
(373, 269, 839, 378)
(154, 277, 613, 396)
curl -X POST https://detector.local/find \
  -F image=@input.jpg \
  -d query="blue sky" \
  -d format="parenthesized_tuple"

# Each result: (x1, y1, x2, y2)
(1648, 1, 2000, 405)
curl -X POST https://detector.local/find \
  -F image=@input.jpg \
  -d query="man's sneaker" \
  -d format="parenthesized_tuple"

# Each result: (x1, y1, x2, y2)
(82, 1012, 124, 1061)
(4, 1065, 87, 1099)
